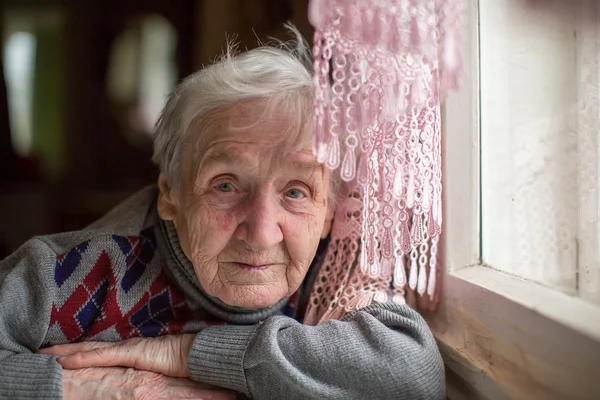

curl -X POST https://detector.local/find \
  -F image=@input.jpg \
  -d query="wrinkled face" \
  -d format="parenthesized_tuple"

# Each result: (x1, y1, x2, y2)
(157, 103, 333, 310)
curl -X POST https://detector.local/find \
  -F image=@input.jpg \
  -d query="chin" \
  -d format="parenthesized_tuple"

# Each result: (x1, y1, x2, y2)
(219, 284, 287, 310)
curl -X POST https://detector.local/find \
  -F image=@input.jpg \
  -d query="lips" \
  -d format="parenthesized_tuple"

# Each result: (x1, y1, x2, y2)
(234, 262, 270, 270)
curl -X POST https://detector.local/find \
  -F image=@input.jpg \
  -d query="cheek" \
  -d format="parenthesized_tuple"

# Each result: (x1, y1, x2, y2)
(182, 202, 239, 258)
(283, 215, 324, 262)
(213, 209, 237, 233)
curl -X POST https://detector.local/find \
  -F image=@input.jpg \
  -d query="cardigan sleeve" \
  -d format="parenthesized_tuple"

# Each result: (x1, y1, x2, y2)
(0, 238, 63, 399)
(187, 302, 445, 400)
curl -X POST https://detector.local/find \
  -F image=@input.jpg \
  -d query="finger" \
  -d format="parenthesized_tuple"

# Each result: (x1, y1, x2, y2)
(62, 366, 132, 379)
(155, 378, 220, 390)
(57, 345, 134, 370)
(59, 336, 191, 378)
(38, 341, 116, 356)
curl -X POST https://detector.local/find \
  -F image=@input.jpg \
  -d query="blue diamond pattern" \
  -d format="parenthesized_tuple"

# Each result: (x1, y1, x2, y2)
(55, 241, 90, 287)
(118, 231, 156, 293)
(75, 278, 108, 331)
(112, 235, 134, 264)
(130, 290, 174, 337)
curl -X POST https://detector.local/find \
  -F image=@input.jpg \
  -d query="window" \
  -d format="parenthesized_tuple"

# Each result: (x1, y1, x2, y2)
(480, 0, 599, 304)
(430, 1, 600, 398)
(3, 27, 36, 157)
(2, 8, 66, 178)
(107, 14, 178, 146)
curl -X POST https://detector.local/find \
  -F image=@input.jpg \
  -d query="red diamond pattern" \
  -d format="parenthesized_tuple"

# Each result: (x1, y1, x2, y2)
(47, 236, 193, 343)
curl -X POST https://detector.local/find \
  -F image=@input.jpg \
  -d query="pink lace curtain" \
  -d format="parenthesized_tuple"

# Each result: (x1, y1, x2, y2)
(304, 0, 465, 324)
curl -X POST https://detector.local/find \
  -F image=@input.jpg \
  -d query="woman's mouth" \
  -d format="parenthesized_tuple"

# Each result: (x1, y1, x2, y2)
(234, 263, 270, 270)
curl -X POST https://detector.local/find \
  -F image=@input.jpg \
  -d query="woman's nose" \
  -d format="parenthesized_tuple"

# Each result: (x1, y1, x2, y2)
(235, 191, 284, 251)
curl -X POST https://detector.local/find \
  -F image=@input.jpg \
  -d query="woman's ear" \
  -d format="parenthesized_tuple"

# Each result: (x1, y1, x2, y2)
(157, 173, 177, 221)
(320, 207, 335, 239)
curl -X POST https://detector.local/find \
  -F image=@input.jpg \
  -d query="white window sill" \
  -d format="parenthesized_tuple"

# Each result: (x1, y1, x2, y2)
(426, 265, 600, 400)
(453, 265, 600, 343)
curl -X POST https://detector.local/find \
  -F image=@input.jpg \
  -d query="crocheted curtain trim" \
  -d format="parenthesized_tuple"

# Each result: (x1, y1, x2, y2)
(304, 0, 465, 325)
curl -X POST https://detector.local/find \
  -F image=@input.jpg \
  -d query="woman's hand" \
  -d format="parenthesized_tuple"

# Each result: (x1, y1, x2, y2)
(62, 367, 236, 400)
(39, 334, 195, 378)
(40, 336, 236, 400)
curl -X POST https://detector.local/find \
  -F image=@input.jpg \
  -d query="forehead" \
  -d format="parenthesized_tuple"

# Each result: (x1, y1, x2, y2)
(202, 142, 322, 172)
(191, 100, 317, 167)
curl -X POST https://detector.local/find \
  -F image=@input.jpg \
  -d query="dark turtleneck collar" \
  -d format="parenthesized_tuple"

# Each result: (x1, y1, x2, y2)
(154, 216, 290, 324)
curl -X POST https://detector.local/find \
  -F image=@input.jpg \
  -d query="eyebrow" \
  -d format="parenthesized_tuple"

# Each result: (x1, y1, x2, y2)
(291, 159, 324, 171)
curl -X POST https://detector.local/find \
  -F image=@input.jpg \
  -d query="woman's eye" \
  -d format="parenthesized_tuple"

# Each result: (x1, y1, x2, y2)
(285, 188, 306, 199)
(215, 182, 235, 192)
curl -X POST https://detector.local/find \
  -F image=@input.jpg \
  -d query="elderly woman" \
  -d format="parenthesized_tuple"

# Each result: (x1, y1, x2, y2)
(0, 34, 445, 400)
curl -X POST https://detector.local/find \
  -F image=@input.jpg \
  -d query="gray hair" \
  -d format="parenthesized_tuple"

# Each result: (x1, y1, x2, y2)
(152, 26, 315, 199)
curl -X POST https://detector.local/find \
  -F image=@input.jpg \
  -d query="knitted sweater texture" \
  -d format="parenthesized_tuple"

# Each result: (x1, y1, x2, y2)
(0, 186, 445, 399)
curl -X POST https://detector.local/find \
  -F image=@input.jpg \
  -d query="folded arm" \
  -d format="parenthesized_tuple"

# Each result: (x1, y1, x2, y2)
(47, 301, 445, 399)
(0, 239, 63, 399)
(189, 302, 445, 400)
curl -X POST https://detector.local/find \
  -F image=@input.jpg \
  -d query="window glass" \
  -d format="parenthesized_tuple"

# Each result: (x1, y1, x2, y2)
(479, 0, 600, 304)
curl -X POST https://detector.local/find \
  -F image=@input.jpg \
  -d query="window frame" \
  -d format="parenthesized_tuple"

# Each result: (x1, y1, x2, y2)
(427, 1, 600, 398)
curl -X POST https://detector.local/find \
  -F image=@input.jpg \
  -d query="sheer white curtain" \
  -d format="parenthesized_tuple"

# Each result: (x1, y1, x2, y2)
(480, 0, 600, 305)
(576, 0, 600, 304)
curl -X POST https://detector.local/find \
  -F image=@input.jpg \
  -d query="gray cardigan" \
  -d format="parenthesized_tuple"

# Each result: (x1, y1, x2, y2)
(0, 186, 445, 399)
